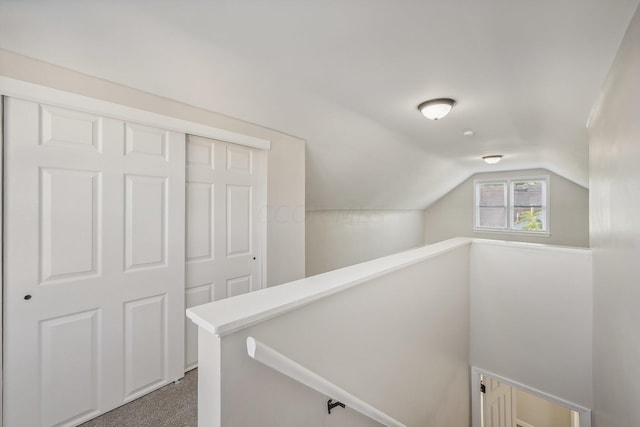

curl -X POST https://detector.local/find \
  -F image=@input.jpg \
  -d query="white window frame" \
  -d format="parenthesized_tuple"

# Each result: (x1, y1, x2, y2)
(473, 175, 550, 236)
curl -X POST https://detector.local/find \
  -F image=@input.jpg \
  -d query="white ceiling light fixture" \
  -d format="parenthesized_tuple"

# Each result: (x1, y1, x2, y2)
(482, 155, 503, 164)
(417, 98, 456, 120)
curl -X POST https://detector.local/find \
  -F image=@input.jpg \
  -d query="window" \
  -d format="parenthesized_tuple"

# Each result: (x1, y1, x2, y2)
(474, 176, 549, 234)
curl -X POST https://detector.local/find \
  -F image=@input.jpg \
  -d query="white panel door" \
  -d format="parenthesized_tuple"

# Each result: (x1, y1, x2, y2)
(482, 377, 514, 427)
(184, 135, 263, 370)
(3, 98, 185, 426)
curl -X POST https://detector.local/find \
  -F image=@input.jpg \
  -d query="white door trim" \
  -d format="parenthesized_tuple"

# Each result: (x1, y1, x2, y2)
(0, 76, 271, 150)
(471, 367, 591, 427)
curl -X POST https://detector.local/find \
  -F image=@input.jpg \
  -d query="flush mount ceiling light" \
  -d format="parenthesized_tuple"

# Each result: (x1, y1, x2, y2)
(417, 98, 456, 120)
(482, 155, 503, 164)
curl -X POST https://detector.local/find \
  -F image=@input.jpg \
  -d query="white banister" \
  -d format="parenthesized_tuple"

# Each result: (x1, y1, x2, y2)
(246, 337, 407, 427)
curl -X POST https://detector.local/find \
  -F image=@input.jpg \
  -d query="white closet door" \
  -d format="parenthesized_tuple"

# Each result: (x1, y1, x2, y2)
(3, 98, 185, 426)
(185, 135, 263, 370)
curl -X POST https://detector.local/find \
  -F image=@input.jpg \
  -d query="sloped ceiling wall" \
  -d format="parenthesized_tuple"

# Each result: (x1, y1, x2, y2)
(1, 1, 638, 209)
(589, 4, 640, 425)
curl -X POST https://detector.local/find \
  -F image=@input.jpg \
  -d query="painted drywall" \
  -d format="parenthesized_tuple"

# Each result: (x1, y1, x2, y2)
(515, 388, 572, 427)
(212, 246, 470, 427)
(0, 98, 3, 424)
(4, 2, 638, 210)
(305, 210, 425, 276)
(470, 241, 593, 408)
(424, 169, 589, 247)
(0, 49, 305, 286)
(588, 4, 640, 427)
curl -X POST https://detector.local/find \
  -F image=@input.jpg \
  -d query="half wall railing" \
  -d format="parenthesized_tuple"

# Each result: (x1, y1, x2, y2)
(246, 337, 407, 427)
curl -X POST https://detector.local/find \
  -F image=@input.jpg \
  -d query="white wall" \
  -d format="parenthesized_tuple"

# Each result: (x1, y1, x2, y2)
(515, 388, 572, 427)
(263, 135, 306, 285)
(470, 240, 593, 408)
(0, 97, 3, 423)
(588, 4, 640, 426)
(190, 237, 593, 426)
(424, 169, 589, 247)
(305, 210, 425, 276)
(0, 49, 306, 286)
(195, 243, 470, 427)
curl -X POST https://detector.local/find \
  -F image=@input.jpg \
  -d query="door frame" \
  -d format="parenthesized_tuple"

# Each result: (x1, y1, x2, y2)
(471, 366, 592, 427)
(0, 77, 271, 150)
(0, 77, 271, 422)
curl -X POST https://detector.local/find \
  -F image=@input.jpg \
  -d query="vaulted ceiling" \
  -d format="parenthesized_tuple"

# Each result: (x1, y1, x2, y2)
(1, 0, 638, 209)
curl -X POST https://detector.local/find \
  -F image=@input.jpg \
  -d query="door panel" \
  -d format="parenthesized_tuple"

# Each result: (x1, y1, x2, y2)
(226, 144, 252, 173)
(186, 137, 214, 167)
(40, 105, 102, 151)
(227, 185, 252, 256)
(483, 377, 513, 427)
(184, 135, 263, 370)
(124, 295, 167, 401)
(124, 123, 168, 159)
(41, 168, 100, 282)
(41, 309, 100, 426)
(125, 174, 167, 269)
(3, 97, 185, 426)
(227, 275, 252, 297)
(186, 181, 214, 261)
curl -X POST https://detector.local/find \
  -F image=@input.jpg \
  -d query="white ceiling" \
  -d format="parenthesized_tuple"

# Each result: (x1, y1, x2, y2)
(1, 0, 638, 209)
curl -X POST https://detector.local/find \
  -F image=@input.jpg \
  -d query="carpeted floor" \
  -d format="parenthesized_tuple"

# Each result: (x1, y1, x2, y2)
(80, 369, 197, 427)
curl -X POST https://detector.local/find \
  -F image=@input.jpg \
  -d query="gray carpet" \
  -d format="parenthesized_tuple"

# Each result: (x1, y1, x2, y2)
(80, 369, 197, 427)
